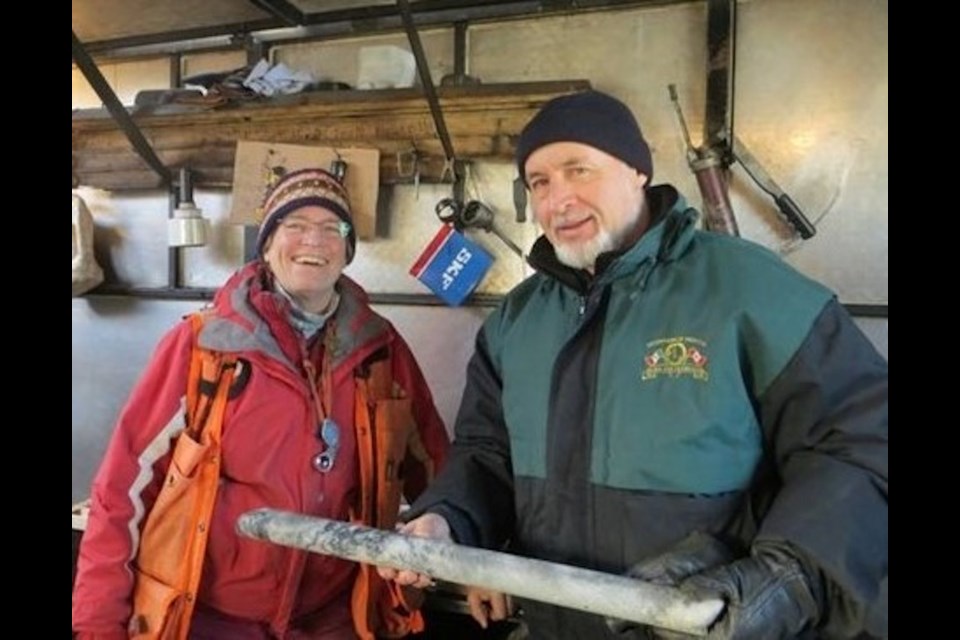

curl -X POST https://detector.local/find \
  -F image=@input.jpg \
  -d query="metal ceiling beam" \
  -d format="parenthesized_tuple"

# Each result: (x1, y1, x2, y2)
(397, 0, 457, 165)
(398, 0, 467, 202)
(246, 0, 304, 27)
(72, 31, 172, 186)
(79, 0, 691, 58)
(704, 0, 734, 152)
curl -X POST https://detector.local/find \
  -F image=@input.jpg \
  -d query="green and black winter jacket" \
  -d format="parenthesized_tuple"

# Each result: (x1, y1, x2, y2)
(407, 185, 887, 639)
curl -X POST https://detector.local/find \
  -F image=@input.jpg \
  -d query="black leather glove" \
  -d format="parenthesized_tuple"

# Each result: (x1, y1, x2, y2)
(609, 533, 822, 640)
(675, 542, 821, 640)
(606, 532, 734, 635)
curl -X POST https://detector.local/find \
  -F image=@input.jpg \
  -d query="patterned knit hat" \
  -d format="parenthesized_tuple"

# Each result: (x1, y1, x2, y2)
(516, 90, 653, 185)
(256, 167, 357, 263)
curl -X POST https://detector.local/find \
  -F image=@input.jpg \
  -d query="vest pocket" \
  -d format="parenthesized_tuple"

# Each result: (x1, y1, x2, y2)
(374, 397, 415, 527)
(170, 429, 207, 478)
(129, 569, 186, 639)
(132, 429, 214, 632)
(141, 431, 210, 552)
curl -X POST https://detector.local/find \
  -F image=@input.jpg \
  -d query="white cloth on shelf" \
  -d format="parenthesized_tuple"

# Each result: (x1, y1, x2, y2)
(243, 59, 315, 96)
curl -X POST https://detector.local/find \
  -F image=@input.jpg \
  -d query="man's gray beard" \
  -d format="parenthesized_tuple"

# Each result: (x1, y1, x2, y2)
(552, 205, 642, 271)
(554, 227, 616, 270)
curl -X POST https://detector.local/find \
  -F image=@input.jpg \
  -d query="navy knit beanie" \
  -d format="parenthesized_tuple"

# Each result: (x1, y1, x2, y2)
(516, 90, 653, 185)
(256, 167, 357, 263)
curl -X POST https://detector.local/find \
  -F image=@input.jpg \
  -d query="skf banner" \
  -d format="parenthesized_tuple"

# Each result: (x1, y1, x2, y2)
(410, 224, 493, 306)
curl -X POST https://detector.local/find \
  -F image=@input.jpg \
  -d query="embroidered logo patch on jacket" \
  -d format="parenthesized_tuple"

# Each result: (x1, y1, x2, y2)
(641, 336, 709, 381)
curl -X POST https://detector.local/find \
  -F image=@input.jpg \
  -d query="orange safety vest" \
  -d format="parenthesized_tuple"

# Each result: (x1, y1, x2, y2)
(351, 357, 437, 640)
(128, 312, 239, 640)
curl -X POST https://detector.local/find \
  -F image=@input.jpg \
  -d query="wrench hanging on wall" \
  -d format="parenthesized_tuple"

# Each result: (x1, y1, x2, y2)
(435, 198, 525, 258)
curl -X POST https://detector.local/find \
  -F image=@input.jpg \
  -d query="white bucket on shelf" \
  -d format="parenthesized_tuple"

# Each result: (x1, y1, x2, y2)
(357, 45, 416, 89)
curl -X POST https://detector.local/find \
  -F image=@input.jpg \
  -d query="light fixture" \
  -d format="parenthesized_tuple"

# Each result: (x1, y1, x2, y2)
(168, 167, 208, 247)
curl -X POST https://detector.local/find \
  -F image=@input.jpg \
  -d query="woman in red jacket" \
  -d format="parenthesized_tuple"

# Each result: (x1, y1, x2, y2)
(73, 168, 450, 640)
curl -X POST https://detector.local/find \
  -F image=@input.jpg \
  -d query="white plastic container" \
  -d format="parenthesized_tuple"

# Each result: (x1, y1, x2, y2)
(357, 45, 417, 89)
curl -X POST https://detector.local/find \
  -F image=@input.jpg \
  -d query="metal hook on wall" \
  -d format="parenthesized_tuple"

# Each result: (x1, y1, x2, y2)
(330, 149, 348, 184)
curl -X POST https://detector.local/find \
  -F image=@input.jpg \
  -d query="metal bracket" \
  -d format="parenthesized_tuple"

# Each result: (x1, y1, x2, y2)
(397, 0, 466, 202)
(704, 0, 736, 152)
(73, 31, 172, 187)
(440, 21, 481, 87)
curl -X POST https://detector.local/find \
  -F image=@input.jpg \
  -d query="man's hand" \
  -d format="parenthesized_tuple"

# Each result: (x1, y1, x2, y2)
(607, 532, 732, 635)
(669, 543, 821, 640)
(466, 588, 514, 629)
(609, 533, 821, 640)
(376, 513, 452, 589)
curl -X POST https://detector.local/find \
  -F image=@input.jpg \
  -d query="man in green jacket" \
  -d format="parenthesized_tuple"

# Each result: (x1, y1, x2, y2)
(379, 90, 887, 640)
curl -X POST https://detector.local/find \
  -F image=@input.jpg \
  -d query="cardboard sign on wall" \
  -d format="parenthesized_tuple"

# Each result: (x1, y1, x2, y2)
(229, 141, 379, 240)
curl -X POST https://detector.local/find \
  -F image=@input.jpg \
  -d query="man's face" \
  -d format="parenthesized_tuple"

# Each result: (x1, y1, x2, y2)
(263, 205, 349, 313)
(525, 141, 648, 272)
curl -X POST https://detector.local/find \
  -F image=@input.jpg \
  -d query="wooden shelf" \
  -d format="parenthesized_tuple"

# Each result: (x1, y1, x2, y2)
(72, 80, 591, 191)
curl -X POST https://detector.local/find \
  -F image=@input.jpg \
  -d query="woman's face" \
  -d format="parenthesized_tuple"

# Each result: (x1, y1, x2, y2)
(262, 205, 350, 313)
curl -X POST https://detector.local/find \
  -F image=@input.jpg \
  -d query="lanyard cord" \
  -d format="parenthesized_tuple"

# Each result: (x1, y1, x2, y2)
(301, 323, 336, 432)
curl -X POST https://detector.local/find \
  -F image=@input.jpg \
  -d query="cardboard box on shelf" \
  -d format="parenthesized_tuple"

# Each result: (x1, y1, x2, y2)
(229, 141, 380, 240)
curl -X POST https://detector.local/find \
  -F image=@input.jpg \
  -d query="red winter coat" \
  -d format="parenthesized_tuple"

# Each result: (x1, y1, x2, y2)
(73, 262, 449, 639)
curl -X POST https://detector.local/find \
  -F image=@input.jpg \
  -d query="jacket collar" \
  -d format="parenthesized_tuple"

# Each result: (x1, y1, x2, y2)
(201, 261, 389, 372)
(526, 184, 699, 293)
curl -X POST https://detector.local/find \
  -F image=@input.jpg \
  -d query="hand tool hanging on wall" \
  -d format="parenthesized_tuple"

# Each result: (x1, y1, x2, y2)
(669, 84, 740, 236)
(237, 508, 724, 636)
(398, 0, 524, 259)
(672, 0, 816, 240)
(669, 85, 817, 240)
(730, 137, 816, 239)
(435, 198, 524, 258)
(329, 153, 348, 184)
(396, 146, 424, 199)
(513, 176, 528, 223)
